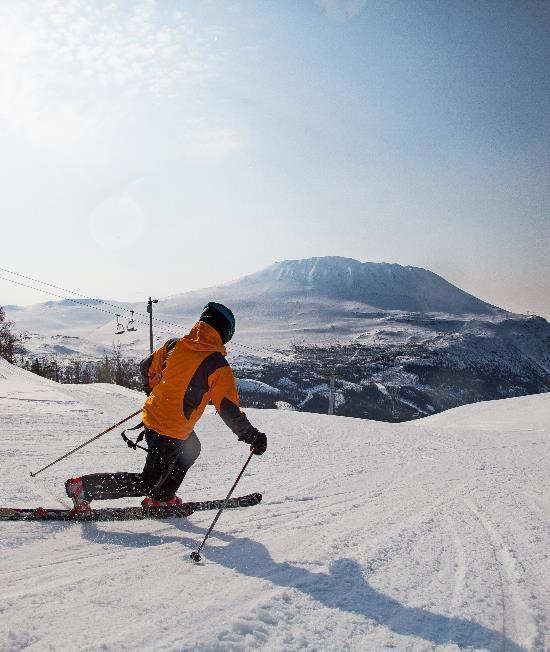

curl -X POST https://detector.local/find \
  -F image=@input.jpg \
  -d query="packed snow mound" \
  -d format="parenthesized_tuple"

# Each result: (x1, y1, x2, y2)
(0, 358, 548, 651)
(0, 357, 71, 402)
(416, 392, 550, 430)
(0, 355, 52, 383)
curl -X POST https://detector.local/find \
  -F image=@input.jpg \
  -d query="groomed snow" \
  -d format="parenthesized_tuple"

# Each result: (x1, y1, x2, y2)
(0, 358, 548, 651)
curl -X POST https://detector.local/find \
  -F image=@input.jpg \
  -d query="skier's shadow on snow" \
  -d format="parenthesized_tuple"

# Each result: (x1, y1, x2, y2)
(81, 521, 525, 651)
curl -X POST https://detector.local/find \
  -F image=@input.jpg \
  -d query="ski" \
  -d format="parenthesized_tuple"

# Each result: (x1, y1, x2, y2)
(0, 492, 262, 521)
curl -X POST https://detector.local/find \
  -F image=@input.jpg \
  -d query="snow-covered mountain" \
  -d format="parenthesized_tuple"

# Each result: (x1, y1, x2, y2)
(3, 257, 508, 355)
(0, 358, 548, 650)
(5, 257, 507, 346)
(158, 257, 506, 348)
(4, 257, 549, 420)
(163, 256, 502, 317)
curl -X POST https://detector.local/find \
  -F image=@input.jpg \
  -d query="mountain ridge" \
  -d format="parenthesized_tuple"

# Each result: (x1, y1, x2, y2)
(162, 256, 504, 317)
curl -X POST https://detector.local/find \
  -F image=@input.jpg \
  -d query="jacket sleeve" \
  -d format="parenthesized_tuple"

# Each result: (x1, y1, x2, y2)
(139, 338, 179, 395)
(208, 364, 255, 439)
(139, 352, 157, 395)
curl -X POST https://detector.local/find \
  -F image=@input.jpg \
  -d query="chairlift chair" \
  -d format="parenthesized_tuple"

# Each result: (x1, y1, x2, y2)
(127, 310, 137, 332)
(115, 314, 125, 335)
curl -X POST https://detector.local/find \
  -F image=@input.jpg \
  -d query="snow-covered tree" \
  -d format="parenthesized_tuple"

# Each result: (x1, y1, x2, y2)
(0, 306, 22, 363)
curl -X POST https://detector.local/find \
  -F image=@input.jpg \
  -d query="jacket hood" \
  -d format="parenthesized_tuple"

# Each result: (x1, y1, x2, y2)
(180, 321, 227, 355)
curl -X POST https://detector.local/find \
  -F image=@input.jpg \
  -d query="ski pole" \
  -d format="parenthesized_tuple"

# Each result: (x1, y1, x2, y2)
(191, 450, 254, 563)
(29, 409, 142, 477)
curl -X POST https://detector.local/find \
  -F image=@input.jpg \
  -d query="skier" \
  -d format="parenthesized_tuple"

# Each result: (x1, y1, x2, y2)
(65, 302, 267, 516)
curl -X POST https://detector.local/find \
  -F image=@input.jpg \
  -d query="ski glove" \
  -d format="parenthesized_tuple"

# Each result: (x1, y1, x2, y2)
(251, 432, 267, 455)
(239, 427, 267, 456)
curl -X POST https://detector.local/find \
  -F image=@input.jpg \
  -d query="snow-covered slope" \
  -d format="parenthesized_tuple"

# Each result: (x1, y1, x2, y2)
(0, 359, 548, 651)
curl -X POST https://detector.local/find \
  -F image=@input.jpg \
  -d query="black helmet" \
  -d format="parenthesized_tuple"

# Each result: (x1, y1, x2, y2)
(199, 302, 235, 343)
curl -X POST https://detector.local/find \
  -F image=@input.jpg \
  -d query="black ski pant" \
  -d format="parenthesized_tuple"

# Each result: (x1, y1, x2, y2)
(80, 429, 201, 502)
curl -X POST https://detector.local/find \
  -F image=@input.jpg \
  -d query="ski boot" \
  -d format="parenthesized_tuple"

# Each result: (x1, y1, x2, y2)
(141, 495, 183, 510)
(65, 477, 93, 518)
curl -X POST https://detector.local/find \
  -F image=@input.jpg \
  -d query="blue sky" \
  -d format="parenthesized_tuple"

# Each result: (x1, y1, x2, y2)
(1, 0, 549, 317)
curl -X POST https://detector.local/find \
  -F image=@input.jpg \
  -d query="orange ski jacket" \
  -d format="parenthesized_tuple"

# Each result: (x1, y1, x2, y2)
(140, 321, 253, 441)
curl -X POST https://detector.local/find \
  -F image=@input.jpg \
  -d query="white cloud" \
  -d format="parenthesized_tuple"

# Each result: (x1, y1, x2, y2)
(0, 0, 223, 151)
(319, 0, 368, 20)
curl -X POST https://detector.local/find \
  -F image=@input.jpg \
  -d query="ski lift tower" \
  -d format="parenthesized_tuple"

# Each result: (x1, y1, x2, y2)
(146, 297, 158, 354)
(328, 374, 336, 415)
(325, 365, 343, 416)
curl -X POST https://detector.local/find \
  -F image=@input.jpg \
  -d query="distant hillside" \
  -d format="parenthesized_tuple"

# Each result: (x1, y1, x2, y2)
(4, 257, 549, 421)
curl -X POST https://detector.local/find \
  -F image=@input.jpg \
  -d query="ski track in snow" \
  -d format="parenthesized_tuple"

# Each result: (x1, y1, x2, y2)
(0, 358, 548, 651)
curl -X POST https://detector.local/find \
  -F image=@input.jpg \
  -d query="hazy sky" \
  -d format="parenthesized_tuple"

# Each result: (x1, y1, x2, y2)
(1, 0, 549, 318)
